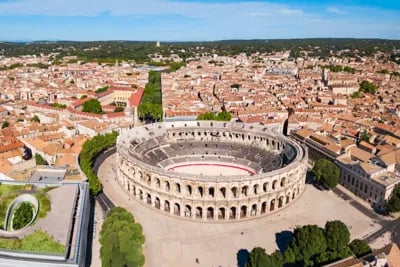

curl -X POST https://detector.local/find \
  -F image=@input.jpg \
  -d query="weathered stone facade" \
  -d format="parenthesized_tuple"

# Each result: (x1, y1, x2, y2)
(117, 121, 308, 222)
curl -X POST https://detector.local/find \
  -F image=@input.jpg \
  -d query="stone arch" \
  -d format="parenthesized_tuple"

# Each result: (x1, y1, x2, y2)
(240, 205, 247, 218)
(292, 190, 296, 199)
(197, 186, 203, 197)
(253, 184, 259, 195)
(208, 187, 215, 198)
(174, 203, 180, 216)
(186, 185, 192, 196)
(164, 200, 170, 212)
(155, 178, 161, 188)
(272, 180, 278, 190)
(278, 196, 284, 208)
(270, 199, 275, 211)
(220, 187, 226, 198)
(280, 177, 286, 187)
(184, 205, 192, 217)
(146, 193, 152, 205)
(231, 187, 238, 198)
(207, 207, 214, 219)
(261, 201, 267, 214)
(175, 183, 181, 194)
(132, 185, 136, 196)
(229, 207, 236, 219)
(218, 207, 225, 220)
(251, 204, 257, 216)
(155, 197, 161, 209)
(263, 182, 269, 192)
(139, 189, 143, 200)
(146, 175, 151, 186)
(241, 186, 248, 197)
(165, 181, 170, 192)
(196, 207, 202, 219)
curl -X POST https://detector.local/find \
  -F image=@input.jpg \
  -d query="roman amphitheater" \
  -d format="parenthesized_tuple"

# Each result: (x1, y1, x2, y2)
(116, 121, 308, 222)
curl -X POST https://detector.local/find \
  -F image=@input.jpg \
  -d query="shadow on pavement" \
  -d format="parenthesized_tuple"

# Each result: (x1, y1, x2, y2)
(236, 248, 249, 267)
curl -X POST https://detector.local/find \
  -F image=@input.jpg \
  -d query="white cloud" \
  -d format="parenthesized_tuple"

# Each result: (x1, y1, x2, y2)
(326, 7, 347, 15)
(278, 8, 304, 16)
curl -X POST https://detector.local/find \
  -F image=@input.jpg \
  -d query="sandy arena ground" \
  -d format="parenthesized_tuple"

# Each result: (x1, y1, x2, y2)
(98, 154, 380, 267)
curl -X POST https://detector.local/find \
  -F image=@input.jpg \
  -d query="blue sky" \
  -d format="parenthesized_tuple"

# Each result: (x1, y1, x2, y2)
(0, 0, 399, 41)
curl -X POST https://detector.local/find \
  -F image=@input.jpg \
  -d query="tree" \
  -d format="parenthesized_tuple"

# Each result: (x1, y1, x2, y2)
(31, 115, 40, 123)
(289, 225, 327, 263)
(312, 159, 340, 189)
(100, 207, 145, 267)
(359, 80, 378, 94)
(245, 247, 268, 267)
(349, 239, 371, 257)
(95, 86, 109, 94)
(35, 153, 48, 165)
(80, 95, 87, 99)
(217, 111, 232, 121)
(1, 121, 9, 129)
(351, 91, 360, 98)
(197, 111, 232, 121)
(82, 99, 103, 114)
(324, 220, 350, 251)
(387, 184, 400, 212)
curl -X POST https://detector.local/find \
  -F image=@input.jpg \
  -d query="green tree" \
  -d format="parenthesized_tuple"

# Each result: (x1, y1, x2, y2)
(80, 95, 87, 99)
(35, 153, 48, 165)
(351, 91, 360, 98)
(324, 220, 350, 251)
(245, 247, 268, 267)
(289, 225, 327, 263)
(217, 111, 232, 121)
(95, 86, 109, 94)
(359, 80, 378, 94)
(82, 99, 103, 114)
(349, 239, 371, 257)
(31, 115, 40, 123)
(114, 107, 124, 112)
(12, 202, 34, 230)
(387, 184, 400, 212)
(100, 208, 145, 267)
(1, 121, 9, 129)
(312, 159, 340, 189)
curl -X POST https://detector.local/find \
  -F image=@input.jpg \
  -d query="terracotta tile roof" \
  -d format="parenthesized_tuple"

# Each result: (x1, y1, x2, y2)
(349, 147, 373, 162)
(129, 88, 144, 107)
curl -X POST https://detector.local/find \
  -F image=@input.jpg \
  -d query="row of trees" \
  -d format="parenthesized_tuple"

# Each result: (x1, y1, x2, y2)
(50, 103, 67, 109)
(35, 153, 48, 165)
(100, 207, 145, 267)
(138, 71, 163, 122)
(387, 184, 400, 212)
(246, 220, 371, 267)
(324, 65, 356, 74)
(79, 131, 118, 195)
(197, 111, 232, 121)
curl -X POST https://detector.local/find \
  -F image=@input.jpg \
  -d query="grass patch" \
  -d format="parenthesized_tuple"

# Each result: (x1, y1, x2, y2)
(35, 191, 51, 219)
(12, 202, 34, 230)
(0, 230, 65, 254)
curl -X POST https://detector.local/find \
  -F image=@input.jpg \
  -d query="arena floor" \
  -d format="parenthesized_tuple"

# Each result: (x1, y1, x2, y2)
(166, 161, 255, 176)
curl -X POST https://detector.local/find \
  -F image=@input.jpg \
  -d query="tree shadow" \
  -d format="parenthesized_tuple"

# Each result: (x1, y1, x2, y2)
(275, 230, 293, 252)
(236, 248, 249, 267)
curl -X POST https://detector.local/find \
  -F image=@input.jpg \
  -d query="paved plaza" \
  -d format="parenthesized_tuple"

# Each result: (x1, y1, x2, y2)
(98, 154, 380, 267)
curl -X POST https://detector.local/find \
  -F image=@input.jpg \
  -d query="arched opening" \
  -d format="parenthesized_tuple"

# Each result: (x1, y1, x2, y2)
(175, 183, 181, 194)
(270, 199, 275, 211)
(208, 187, 215, 198)
(272, 180, 278, 190)
(146, 175, 151, 186)
(218, 207, 225, 220)
(220, 187, 226, 198)
(231, 187, 238, 198)
(292, 190, 296, 199)
(174, 203, 180, 216)
(263, 182, 268, 192)
(253, 184, 259, 195)
(139, 190, 143, 200)
(196, 207, 202, 219)
(184, 205, 192, 217)
(278, 196, 284, 208)
(261, 202, 267, 214)
(251, 204, 257, 216)
(198, 187, 203, 197)
(207, 207, 214, 219)
(286, 194, 290, 204)
(127, 182, 130, 192)
(164, 200, 170, 212)
(156, 178, 160, 188)
(155, 197, 160, 209)
(241, 186, 248, 197)
(146, 193, 152, 205)
(280, 178, 286, 187)
(229, 207, 236, 219)
(186, 185, 192, 196)
(165, 181, 170, 192)
(132, 185, 136, 196)
(240, 205, 247, 218)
